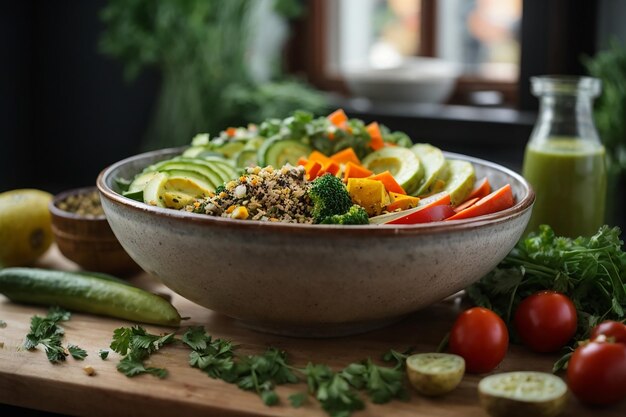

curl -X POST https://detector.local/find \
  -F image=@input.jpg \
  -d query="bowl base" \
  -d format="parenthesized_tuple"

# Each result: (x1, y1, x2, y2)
(237, 316, 404, 338)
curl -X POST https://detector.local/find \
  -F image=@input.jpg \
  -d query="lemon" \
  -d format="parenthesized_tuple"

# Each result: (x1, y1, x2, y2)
(0, 189, 53, 267)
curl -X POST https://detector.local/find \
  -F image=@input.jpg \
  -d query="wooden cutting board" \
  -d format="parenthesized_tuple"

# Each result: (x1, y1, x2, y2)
(0, 246, 624, 417)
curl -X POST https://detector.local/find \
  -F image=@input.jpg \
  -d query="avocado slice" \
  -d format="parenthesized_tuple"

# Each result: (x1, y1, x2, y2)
(362, 147, 424, 195)
(441, 160, 475, 205)
(411, 143, 446, 196)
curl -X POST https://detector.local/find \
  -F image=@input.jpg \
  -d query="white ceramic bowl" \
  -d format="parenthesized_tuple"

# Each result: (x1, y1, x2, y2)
(97, 148, 533, 337)
(344, 57, 459, 103)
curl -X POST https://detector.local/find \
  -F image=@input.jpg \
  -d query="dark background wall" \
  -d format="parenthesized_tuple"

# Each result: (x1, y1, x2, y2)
(0, 0, 159, 193)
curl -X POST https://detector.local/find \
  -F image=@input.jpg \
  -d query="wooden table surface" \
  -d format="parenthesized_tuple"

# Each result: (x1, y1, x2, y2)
(0, 246, 624, 417)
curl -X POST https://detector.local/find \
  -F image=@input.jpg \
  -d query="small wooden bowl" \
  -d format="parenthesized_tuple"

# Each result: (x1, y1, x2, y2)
(49, 186, 140, 275)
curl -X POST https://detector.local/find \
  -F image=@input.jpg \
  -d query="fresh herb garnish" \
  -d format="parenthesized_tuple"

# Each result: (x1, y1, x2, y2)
(99, 349, 109, 360)
(468, 225, 626, 368)
(23, 307, 86, 364)
(111, 325, 408, 415)
(110, 325, 176, 378)
(67, 345, 88, 360)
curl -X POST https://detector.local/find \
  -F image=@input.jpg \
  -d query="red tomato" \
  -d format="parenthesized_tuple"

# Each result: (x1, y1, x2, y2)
(449, 307, 509, 373)
(387, 204, 455, 225)
(513, 291, 577, 353)
(567, 339, 626, 405)
(591, 320, 626, 344)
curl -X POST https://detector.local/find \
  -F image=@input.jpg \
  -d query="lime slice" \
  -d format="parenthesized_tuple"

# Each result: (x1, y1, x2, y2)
(406, 353, 465, 396)
(411, 143, 446, 196)
(478, 372, 567, 417)
(442, 160, 475, 205)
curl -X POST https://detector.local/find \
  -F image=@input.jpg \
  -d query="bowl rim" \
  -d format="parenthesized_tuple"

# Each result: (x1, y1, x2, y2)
(50, 185, 108, 221)
(96, 147, 534, 236)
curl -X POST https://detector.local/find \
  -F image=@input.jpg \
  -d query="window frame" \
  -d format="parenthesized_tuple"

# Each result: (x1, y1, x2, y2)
(285, 0, 598, 110)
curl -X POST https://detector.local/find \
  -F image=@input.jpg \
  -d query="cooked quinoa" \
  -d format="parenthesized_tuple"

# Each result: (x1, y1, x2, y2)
(185, 165, 314, 223)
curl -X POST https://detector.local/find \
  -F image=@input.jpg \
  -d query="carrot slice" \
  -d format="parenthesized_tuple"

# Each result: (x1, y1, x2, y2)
(330, 148, 361, 165)
(467, 177, 491, 201)
(447, 184, 514, 221)
(369, 171, 406, 194)
(226, 127, 237, 137)
(343, 161, 373, 181)
(304, 160, 323, 180)
(297, 157, 308, 166)
(453, 197, 479, 213)
(366, 122, 384, 150)
(321, 160, 340, 176)
(308, 150, 332, 165)
(327, 109, 348, 127)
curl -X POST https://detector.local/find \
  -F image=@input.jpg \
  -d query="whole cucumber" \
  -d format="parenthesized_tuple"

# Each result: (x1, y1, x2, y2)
(0, 267, 181, 326)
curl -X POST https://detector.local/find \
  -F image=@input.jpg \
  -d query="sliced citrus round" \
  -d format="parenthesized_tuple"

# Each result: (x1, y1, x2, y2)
(478, 371, 568, 417)
(406, 352, 465, 396)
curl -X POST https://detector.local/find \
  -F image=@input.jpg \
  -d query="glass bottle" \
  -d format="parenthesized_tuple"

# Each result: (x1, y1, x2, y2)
(522, 76, 607, 238)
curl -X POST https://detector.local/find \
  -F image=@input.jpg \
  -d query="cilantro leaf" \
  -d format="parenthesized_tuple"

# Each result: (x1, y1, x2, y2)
(110, 325, 177, 379)
(99, 349, 109, 360)
(117, 354, 168, 378)
(23, 307, 72, 363)
(288, 392, 307, 408)
(68, 345, 88, 360)
(182, 326, 209, 351)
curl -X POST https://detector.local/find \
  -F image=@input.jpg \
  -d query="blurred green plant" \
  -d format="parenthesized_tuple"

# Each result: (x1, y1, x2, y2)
(584, 42, 626, 174)
(584, 41, 626, 227)
(99, 0, 327, 150)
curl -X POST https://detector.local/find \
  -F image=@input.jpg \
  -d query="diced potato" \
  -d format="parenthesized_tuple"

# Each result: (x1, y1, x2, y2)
(347, 178, 389, 216)
(387, 192, 420, 212)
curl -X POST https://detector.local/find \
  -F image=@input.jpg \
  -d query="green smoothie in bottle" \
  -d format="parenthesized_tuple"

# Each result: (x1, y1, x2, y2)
(522, 76, 607, 238)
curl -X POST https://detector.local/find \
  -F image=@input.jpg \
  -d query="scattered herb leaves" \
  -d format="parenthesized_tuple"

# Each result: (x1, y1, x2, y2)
(99, 349, 109, 360)
(68, 345, 88, 360)
(110, 325, 176, 379)
(23, 307, 86, 364)
(109, 325, 410, 415)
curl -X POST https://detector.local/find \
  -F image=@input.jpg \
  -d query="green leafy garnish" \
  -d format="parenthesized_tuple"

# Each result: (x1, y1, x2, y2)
(23, 307, 86, 364)
(110, 325, 408, 415)
(99, 349, 109, 360)
(68, 345, 88, 360)
(110, 325, 176, 379)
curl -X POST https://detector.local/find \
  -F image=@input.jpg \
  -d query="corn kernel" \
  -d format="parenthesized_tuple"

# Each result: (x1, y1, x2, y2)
(231, 206, 249, 220)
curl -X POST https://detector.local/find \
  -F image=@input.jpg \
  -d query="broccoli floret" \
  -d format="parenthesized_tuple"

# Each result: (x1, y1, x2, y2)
(308, 174, 354, 223)
(320, 204, 369, 225)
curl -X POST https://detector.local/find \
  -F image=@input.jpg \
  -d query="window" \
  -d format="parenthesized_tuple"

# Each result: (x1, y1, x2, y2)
(288, 0, 523, 106)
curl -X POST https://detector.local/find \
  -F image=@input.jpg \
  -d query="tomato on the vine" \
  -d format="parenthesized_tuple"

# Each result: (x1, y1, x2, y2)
(567, 339, 626, 405)
(449, 307, 508, 373)
(590, 320, 626, 344)
(513, 291, 577, 353)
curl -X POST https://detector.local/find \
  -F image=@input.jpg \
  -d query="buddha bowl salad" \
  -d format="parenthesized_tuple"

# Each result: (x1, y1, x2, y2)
(116, 109, 515, 225)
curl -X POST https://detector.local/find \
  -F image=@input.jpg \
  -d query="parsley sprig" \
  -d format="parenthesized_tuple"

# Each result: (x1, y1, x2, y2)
(23, 307, 87, 363)
(111, 325, 410, 416)
(110, 325, 176, 378)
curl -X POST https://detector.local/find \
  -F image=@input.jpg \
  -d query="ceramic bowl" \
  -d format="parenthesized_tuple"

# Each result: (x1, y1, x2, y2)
(50, 187, 141, 275)
(344, 57, 459, 103)
(97, 148, 534, 337)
